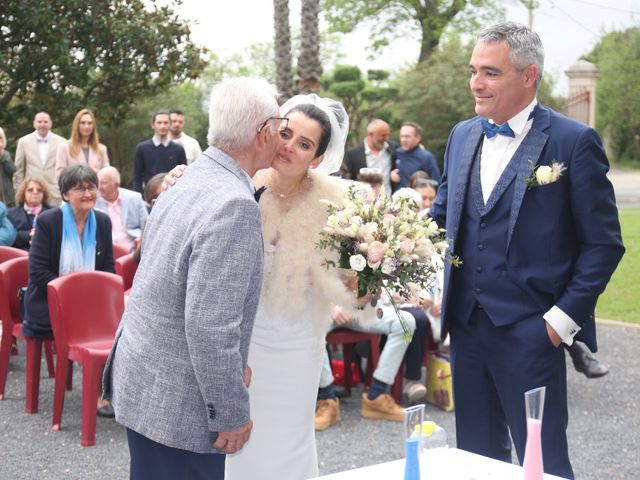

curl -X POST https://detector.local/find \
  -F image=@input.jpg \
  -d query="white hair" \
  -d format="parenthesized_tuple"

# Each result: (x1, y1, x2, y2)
(98, 166, 121, 184)
(0, 127, 6, 146)
(207, 77, 279, 151)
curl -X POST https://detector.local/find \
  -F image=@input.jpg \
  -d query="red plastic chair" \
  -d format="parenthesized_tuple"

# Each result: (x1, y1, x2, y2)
(47, 271, 124, 446)
(0, 257, 55, 409)
(0, 246, 28, 263)
(326, 328, 380, 396)
(114, 253, 137, 291)
(112, 243, 130, 259)
(0, 247, 28, 357)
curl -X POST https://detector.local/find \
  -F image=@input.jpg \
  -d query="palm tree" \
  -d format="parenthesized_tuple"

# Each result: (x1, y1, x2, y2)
(297, 0, 322, 93)
(273, 0, 294, 100)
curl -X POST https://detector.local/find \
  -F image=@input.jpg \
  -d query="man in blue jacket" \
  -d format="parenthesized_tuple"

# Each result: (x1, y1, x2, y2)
(429, 22, 624, 479)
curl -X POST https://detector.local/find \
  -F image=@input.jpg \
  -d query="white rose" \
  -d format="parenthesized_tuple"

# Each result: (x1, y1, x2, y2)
(326, 214, 339, 228)
(349, 254, 367, 272)
(535, 165, 553, 185)
(381, 259, 395, 275)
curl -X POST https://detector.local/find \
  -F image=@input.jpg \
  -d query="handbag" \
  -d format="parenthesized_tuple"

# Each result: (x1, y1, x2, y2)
(426, 351, 454, 411)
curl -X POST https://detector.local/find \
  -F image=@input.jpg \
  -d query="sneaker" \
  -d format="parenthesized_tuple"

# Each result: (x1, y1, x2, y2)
(403, 380, 427, 405)
(361, 393, 404, 421)
(314, 398, 340, 431)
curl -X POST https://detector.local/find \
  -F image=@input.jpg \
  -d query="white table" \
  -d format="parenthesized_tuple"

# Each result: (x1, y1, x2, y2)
(315, 448, 568, 479)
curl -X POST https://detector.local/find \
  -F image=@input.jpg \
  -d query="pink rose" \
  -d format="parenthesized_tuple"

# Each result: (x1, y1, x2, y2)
(400, 238, 415, 254)
(358, 222, 378, 244)
(367, 240, 385, 264)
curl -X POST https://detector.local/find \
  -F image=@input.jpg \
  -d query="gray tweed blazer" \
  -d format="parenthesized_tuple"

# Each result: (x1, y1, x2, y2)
(102, 146, 264, 453)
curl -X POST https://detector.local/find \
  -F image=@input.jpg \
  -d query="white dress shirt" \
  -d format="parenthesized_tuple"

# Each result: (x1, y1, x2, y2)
(364, 139, 392, 197)
(36, 133, 50, 165)
(480, 98, 580, 345)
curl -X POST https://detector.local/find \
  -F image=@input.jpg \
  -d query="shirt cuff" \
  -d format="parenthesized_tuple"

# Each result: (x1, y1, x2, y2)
(543, 306, 581, 346)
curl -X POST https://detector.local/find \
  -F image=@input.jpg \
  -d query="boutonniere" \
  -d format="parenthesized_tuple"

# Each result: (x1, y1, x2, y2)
(524, 160, 566, 188)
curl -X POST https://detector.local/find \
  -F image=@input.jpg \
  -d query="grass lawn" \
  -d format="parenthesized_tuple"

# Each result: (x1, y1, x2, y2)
(596, 208, 640, 324)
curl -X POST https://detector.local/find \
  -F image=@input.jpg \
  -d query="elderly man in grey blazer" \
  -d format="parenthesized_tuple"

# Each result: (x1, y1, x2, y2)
(13, 112, 65, 205)
(95, 166, 148, 252)
(103, 77, 284, 480)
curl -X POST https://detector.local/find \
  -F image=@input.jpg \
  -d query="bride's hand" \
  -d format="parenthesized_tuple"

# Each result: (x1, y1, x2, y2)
(331, 305, 350, 326)
(162, 164, 188, 191)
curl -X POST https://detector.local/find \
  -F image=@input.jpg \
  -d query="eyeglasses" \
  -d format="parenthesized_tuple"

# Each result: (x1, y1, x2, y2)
(70, 185, 98, 194)
(26, 188, 44, 193)
(257, 117, 289, 134)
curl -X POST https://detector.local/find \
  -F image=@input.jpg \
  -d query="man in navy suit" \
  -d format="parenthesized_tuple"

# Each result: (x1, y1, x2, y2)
(429, 22, 624, 479)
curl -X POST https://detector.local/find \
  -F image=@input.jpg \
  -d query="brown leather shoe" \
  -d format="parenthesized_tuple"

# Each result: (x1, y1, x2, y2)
(315, 398, 340, 431)
(361, 393, 404, 421)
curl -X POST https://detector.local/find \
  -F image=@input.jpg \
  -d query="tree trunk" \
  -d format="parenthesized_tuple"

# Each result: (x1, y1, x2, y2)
(297, 0, 322, 93)
(273, 0, 294, 100)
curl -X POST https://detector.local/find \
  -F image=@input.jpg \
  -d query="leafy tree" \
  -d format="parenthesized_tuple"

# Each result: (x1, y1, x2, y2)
(396, 36, 476, 164)
(0, 0, 206, 139)
(323, 65, 399, 145)
(321, 0, 501, 64)
(587, 27, 640, 166)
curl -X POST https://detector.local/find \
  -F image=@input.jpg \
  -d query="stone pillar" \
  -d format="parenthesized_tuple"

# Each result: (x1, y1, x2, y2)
(565, 60, 598, 128)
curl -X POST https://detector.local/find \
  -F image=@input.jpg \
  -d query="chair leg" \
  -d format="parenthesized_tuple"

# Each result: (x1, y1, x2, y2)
(0, 324, 14, 400)
(80, 360, 104, 447)
(343, 345, 353, 396)
(44, 340, 55, 378)
(66, 362, 73, 391)
(365, 335, 381, 390)
(52, 357, 71, 430)
(25, 338, 43, 413)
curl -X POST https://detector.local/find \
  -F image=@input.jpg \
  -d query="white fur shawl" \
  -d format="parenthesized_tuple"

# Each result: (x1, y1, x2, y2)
(256, 170, 365, 332)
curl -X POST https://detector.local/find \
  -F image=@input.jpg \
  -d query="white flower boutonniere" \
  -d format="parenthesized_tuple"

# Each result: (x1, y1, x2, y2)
(525, 160, 566, 188)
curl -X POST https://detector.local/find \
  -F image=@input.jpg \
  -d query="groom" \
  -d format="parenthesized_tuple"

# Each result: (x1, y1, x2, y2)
(429, 22, 624, 479)
(102, 78, 284, 480)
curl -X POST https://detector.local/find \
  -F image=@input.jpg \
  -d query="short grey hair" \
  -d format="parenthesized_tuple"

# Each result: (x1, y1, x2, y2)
(98, 166, 121, 184)
(0, 127, 6, 146)
(58, 164, 98, 196)
(207, 77, 279, 151)
(477, 22, 545, 88)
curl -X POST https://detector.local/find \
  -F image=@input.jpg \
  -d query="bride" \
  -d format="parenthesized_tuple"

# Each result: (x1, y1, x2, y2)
(167, 93, 361, 479)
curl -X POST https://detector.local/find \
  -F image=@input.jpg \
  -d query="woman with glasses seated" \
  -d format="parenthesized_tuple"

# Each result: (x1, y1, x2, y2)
(8, 178, 53, 251)
(21, 164, 115, 415)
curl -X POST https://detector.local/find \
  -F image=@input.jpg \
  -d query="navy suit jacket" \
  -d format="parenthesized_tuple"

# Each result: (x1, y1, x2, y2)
(22, 207, 115, 337)
(430, 104, 624, 351)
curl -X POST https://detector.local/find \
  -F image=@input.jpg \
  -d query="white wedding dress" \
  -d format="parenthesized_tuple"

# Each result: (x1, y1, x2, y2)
(225, 246, 326, 480)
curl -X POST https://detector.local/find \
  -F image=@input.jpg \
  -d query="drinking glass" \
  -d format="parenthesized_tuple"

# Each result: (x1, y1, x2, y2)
(523, 386, 546, 480)
(403, 404, 424, 480)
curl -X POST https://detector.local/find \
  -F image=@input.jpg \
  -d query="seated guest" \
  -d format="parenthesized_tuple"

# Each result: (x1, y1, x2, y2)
(0, 201, 17, 246)
(142, 172, 164, 212)
(0, 127, 16, 207)
(21, 164, 115, 416)
(96, 166, 148, 252)
(8, 178, 53, 251)
(315, 295, 416, 431)
(55, 109, 109, 178)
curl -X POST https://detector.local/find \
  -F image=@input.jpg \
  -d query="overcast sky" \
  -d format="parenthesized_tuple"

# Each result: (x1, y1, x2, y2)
(178, 0, 640, 95)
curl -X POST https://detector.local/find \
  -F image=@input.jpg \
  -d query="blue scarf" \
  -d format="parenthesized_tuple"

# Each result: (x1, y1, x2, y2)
(59, 203, 96, 276)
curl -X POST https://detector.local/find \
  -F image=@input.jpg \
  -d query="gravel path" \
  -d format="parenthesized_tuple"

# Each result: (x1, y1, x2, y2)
(1, 321, 638, 479)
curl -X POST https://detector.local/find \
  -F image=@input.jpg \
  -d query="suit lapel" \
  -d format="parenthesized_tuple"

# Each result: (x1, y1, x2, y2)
(506, 107, 551, 249)
(450, 121, 483, 244)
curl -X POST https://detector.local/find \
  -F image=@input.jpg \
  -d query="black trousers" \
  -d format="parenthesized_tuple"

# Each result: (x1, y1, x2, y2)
(127, 428, 225, 480)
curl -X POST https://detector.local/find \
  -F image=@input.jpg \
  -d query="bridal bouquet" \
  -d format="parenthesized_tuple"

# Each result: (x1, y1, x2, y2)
(317, 185, 450, 342)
